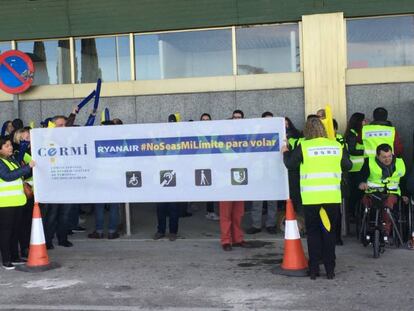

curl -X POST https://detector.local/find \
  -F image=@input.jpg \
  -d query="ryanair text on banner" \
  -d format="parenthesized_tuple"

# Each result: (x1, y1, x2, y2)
(31, 118, 289, 203)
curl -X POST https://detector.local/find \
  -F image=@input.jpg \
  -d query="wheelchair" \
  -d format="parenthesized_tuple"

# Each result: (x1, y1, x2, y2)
(355, 186, 413, 258)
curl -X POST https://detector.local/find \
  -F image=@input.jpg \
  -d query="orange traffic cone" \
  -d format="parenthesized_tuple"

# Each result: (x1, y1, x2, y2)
(16, 202, 60, 272)
(272, 199, 308, 276)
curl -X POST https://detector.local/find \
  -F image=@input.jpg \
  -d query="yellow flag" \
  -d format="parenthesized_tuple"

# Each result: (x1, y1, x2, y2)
(174, 113, 181, 122)
(320, 105, 335, 139)
(319, 207, 331, 232)
(47, 121, 56, 128)
(29, 121, 35, 129)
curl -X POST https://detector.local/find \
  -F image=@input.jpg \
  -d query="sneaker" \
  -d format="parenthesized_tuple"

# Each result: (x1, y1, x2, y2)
(2, 262, 15, 270)
(58, 240, 73, 247)
(88, 231, 104, 239)
(245, 227, 262, 234)
(169, 233, 177, 241)
(205, 213, 219, 221)
(72, 226, 86, 233)
(46, 243, 54, 250)
(11, 258, 27, 265)
(222, 244, 232, 251)
(153, 232, 165, 240)
(108, 232, 120, 240)
(326, 272, 335, 280)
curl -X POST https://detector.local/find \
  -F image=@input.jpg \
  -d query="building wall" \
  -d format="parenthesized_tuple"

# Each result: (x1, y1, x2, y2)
(347, 83, 414, 160)
(0, 88, 305, 128)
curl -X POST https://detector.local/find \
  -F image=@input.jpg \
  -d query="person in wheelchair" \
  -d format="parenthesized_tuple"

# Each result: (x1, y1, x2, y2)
(358, 143, 408, 241)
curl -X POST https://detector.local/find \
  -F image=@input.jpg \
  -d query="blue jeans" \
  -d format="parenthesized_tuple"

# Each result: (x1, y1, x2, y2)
(157, 203, 179, 234)
(94, 203, 120, 233)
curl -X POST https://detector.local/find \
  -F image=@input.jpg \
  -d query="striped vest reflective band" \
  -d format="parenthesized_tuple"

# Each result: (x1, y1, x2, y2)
(0, 158, 27, 208)
(300, 138, 343, 205)
(362, 124, 395, 158)
(349, 129, 365, 172)
(366, 157, 405, 195)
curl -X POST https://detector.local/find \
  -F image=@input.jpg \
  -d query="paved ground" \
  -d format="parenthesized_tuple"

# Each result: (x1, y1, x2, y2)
(0, 236, 413, 311)
(0, 204, 413, 310)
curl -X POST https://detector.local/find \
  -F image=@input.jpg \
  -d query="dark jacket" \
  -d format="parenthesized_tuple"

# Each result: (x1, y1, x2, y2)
(0, 157, 31, 182)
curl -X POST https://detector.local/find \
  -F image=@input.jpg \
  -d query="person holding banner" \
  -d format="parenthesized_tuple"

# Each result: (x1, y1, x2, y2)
(13, 128, 34, 259)
(282, 117, 352, 280)
(0, 137, 35, 270)
(219, 110, 251, 251)
(246, 111, 278, 235)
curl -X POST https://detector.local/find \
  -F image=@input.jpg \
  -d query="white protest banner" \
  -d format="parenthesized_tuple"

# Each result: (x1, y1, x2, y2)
(31, 118, 289, 203)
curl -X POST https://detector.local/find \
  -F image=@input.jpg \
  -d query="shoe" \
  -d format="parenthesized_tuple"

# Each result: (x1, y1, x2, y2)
(182, 212, 192, 217)
(108, 232, 120, 240)
(72, 226, 86, 233)
(233, 241, 253, 248)
(222, 244, 232, 251)
(11, 258, 27, 265)
(245, 227, 262, 234)
(153, 232, 165, 240)
(336, 239, 344, 246)
(2, 262, 15, 270)
(266, 226, 278, 234)
(169, 233, 177, 241)
(58, 240, 73, 247)
(67, 230, 74, 235)
(327, 272, 335, 280)
(88, 231, 104, 239)
(308, 270, 320, 280)
(205, 213, 220, 221)
(46, 243, 54, 250)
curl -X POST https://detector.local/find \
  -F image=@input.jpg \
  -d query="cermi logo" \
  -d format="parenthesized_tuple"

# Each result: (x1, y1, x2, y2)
(38, 143, 88, 164)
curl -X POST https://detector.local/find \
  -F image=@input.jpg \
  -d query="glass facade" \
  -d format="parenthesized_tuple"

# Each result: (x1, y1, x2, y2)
(17, 39, 71, 85)
(347, 16, 414, 68)
(135, 29, 233, 80)
(75, 35, 130, 83)
(236, 24, 300, 74)
(0, 41, 11, 55)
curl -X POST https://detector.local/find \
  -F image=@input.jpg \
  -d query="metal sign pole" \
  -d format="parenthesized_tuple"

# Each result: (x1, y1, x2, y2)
(13, 94, 19, 118)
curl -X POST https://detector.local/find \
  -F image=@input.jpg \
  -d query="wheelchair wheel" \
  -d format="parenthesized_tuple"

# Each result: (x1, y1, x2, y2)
(373, 229, 380, 258)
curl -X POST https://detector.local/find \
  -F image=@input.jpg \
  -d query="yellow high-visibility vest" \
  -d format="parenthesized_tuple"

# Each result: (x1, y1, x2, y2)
(300, 138, 343, 205)
(0, 158, 27, 208)
(349, 129, 365, 172)
(362, 124, 395, 158)
(366, 157, 405, 195)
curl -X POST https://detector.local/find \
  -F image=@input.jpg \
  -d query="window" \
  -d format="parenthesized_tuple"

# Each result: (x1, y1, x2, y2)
(236, 24, 300, 74)
(0, 41, 11, 55)
(75, 35, 130, 83)
(135, 29, 233, 80)
(347, 16, 414, 68)
(17, 39, 71, 85)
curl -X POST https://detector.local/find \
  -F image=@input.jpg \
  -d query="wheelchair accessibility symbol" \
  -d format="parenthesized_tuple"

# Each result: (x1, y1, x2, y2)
(126, 171, 142, 188)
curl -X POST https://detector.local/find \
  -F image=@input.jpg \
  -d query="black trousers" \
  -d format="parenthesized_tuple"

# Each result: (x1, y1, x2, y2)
(41, 204, 71, 244)
(157, 203, 179, 234)
(0, 206, 23, 264)
(304, 203, 338, 274)
(19, 198, 34, 254)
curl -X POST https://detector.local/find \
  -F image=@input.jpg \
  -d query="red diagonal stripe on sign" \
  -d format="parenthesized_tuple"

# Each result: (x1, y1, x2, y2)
(0, 59, 26, 84)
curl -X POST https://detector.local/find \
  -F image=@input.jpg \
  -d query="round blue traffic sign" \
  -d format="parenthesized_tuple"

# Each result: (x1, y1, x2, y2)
(0, 50, 34, 94)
